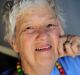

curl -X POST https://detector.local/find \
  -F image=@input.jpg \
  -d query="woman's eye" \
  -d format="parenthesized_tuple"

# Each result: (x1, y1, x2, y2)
(26, 26, 32, 29)
(47, 24, 57, 29)
(23, 26, 35, 34)
(24, 26, 33, 31)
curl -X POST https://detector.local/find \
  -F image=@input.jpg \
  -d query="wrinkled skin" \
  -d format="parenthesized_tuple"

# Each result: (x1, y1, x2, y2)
(10, 3, 80, 75)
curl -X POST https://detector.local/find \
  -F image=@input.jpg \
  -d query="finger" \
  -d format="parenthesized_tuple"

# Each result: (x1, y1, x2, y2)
(64, 42, 74, 57)
(76, 36, 80, 55)
(71, 42, 78, 55)
(76, 36, 80, 50)
(58, 39, 64, 57)
(71, 36, 80, 55)
(70, 36, 80, 54)
(63, 34, 76, 57)
(58, 35, 67, 57)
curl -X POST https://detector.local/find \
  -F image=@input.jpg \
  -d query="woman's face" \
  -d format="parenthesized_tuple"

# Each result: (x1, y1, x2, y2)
(13, 5, 61, 69)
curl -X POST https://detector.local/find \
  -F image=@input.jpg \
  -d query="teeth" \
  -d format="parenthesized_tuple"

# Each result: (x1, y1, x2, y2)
(35, 45, 51, 51)
(35, 48, 41, 51)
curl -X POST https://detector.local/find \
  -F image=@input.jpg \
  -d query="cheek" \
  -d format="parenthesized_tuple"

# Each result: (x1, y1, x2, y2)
(52, 27, 60, 36)
(20, 35, 34, 49)
(18, 34, 37, 53)
(50, 28, 60, 47)
(50, 29, 60, 58)
(17, 35, 35, 56)
(17, 36, 37, 65)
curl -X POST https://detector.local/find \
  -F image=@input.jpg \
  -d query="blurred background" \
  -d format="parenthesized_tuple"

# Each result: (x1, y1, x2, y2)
(0, 0, 80, 73)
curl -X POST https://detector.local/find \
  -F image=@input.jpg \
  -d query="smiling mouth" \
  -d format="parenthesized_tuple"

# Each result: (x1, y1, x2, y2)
(35, 45, 52, 52)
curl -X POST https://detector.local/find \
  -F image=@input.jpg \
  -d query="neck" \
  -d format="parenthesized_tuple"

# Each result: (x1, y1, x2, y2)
(21, 62, 54, 75)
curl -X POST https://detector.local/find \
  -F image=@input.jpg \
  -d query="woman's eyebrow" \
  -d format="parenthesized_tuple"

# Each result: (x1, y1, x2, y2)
(48, 15, 57, 20)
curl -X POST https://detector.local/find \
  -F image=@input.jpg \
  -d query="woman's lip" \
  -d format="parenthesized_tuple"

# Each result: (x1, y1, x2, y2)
(35, 45, 52, 52)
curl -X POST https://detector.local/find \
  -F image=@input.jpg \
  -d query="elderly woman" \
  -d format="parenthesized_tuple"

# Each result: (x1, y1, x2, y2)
(1, 0, 80, 75)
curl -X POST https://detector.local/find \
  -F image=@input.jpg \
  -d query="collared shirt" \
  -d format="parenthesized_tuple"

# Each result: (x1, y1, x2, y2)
(50, 56, 80, 75)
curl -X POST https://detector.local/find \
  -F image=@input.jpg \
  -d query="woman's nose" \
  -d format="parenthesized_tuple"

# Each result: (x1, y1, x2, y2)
(36, 30, 49, 41)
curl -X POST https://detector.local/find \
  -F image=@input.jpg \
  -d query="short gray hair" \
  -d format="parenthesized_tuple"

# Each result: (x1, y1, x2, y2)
(3, 0, 61, 42)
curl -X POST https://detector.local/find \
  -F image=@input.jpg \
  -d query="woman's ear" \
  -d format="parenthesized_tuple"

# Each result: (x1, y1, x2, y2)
(57, 18, 65, 35)
(8, 38, 19, 53)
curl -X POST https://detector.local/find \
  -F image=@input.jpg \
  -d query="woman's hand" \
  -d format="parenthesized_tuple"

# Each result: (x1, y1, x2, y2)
(58, 35, 80, 57)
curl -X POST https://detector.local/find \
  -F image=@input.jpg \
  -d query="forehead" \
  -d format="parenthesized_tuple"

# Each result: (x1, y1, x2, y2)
(16, 4, 56, 26)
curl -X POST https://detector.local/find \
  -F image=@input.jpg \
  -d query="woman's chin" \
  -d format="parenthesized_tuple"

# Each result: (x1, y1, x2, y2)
(36, 57, 56, 67)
